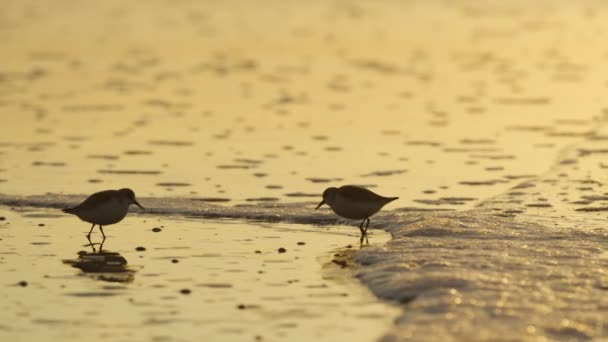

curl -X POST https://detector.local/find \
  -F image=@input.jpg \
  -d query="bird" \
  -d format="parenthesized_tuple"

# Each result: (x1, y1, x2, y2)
(62, 188, 144, 243)
(315, 185, 398, 242)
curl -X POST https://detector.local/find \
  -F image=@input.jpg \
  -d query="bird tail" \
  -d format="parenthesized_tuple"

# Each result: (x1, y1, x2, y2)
(62, 207, 74, 214)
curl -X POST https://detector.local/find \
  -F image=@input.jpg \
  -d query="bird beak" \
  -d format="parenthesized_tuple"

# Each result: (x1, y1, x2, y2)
(134, 200, 145, 210)
(315, 200, 325, 210)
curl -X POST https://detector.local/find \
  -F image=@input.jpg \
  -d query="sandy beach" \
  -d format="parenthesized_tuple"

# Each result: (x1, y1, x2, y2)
(0, 206, 399, 341)
(2, 0, 608, 341)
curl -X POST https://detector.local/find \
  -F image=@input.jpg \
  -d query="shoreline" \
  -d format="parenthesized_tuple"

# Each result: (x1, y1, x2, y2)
(0, 205, 400, 342)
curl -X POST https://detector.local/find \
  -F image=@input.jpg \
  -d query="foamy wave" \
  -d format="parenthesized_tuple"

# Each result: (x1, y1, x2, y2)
(353, 210, 608, 340)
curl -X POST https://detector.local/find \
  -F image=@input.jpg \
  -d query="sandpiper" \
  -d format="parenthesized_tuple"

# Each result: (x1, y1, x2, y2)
(62, 188, 144, 242)
(315, 185, 398, 241)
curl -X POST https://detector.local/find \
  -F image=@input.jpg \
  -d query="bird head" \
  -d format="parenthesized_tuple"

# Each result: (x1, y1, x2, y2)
(315, 187, 338, 210)
(119, 188, 145, 209)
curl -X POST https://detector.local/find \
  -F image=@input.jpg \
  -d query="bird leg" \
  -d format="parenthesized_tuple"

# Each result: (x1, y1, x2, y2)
(85, 235, 96, 252)
(362, 218, 370, 234)
(359, 232, 369, 245)
(87, 223, 96, 239)
(359, 217, 371, 244)
(99, 226, 106, 240)
(86, 224, 96, 250)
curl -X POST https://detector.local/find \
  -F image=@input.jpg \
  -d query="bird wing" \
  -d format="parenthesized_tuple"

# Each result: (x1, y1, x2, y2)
(339, 185, 393, 202)
(71, 190, 118, 211)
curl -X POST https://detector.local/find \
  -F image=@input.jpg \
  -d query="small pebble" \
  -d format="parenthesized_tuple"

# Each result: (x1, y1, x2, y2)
(0, 216, 6, 221)
(135, 246, 146, 252)
(297, 242, 306, 245)
(237, 304, 246, 310)
(38, 223, 45, 227)
(152, 227, 162, 232)
(180, 288, 191, 295)
(171, 259, 179, 263)
(278, 247, 287, 253)
(18, 281, 28, 287)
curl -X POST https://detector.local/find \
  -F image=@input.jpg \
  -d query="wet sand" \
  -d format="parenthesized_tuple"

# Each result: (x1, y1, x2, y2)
(2, 0, 604, 211)
(3, 0, 608, 341)
(0, 206, 399, 341)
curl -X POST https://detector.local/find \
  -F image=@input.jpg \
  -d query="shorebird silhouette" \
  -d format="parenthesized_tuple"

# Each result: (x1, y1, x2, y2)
(62, 188, 144, 245)
(316, 185, 398, 242)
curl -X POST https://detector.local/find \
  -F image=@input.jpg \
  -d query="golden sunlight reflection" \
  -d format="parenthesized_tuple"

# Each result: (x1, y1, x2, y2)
(2, 0, 608, 341)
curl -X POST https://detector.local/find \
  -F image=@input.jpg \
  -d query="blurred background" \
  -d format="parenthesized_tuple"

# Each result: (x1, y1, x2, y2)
(2, 0, 605, 210)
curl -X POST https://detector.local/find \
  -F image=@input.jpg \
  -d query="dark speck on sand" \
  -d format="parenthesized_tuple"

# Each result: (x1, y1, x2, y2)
(332, 259, 348, 268)
(18, 281, 28, 287)
(180, 288, 191, 295)
(152, 227, 162, 232)
(135, 246, 146, 251)
(278, 247, 287, 253)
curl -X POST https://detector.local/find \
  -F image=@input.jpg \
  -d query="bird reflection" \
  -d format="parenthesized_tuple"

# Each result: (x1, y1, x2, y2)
(63, 247, 135, 283)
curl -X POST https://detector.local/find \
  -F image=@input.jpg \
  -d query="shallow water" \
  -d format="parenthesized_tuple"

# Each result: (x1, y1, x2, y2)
(2, 0, 608, 341)
(2, 0, 603, 211)
(0, 207, 399, 342)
